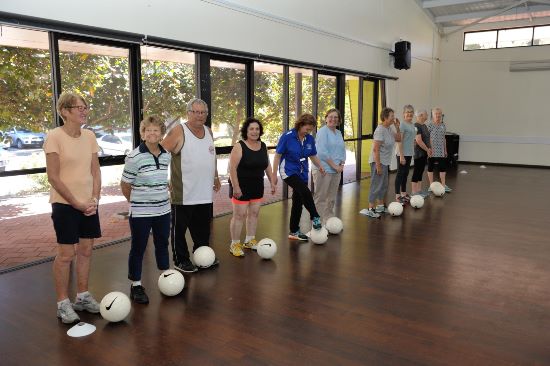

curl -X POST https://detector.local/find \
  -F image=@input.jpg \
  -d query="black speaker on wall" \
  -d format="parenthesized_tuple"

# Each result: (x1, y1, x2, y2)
(390, 41, 411, 70)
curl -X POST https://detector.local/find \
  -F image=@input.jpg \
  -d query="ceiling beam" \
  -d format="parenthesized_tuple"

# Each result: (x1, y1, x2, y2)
(436, 2, 550, 23)
(423, 0, 484, 9)
(443, 0, 529, 35)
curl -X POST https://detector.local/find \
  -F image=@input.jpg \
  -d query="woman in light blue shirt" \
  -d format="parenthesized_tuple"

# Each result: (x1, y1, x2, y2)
(312, 108, 346, 225)
(394, 105, 416, 204)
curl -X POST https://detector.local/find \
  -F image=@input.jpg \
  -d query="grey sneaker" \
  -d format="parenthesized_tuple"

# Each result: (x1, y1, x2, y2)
(57, 301, 80, 324)
(365, 208, 381, 219)
(73, 293, 100, 314)
(375, 205, 389, 214)
(444, 185, 452, 193)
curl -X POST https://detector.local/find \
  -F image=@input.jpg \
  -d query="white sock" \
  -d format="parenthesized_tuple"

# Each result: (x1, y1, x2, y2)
(57, 298, 70, 308)
(231, 239, 240, 244)
(132, 281, 142, 287)
(245, 236, 255, 243)
(76, 291, 89, 300)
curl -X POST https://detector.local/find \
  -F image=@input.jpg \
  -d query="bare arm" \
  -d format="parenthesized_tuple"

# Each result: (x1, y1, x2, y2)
(265, 158, 276, 194)
(46, 152, 92, 213)
(309, 155, 326, 174)
(91, 152, 101, 201)
(272, 153, 281, 186)
(373, 140, 382, 175)
(415, 134, 431, 155)
(228, 142, 243, 198)
(120, 181, 132, 202)
(207, 127, 221, 192)
(161, 124, 184, 154)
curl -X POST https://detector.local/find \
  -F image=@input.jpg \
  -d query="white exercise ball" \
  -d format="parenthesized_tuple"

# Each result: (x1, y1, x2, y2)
(430, 182, 445, 197)
(100, 292, 131, 322)
(158, 269, 185, 296)
(410, 195, 424, 209)
(388, 202, 403, 216)
(325, 217, 343, 234)
(310, 227, 329, 244)
(256, 238, 277, 259)
(193, 246, 216, 268)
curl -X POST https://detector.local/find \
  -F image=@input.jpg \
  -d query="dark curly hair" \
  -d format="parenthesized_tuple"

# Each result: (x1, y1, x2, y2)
(240, 117, 264, 140)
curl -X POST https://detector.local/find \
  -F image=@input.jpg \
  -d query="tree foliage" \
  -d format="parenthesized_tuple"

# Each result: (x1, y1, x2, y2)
(0, 45, 339, 145)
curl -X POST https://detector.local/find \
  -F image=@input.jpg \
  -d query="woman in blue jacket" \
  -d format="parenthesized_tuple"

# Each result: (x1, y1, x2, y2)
(273, 114, 325, 241)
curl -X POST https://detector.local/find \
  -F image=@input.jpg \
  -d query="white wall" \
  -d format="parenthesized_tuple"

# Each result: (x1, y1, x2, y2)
(1, 0, 438, 109)
(437, 19, 550, 166)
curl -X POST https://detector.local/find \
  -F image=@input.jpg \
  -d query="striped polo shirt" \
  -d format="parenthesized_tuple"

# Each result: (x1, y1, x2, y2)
(122, 143, 171, 218)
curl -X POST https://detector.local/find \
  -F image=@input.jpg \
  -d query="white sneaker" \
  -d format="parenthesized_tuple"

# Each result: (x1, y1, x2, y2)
(73, 293, 100, 313)
(57, 301, 80, 324)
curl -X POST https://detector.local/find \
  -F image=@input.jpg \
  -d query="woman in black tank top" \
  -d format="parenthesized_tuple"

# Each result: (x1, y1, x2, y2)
(228, 118, 275, 257)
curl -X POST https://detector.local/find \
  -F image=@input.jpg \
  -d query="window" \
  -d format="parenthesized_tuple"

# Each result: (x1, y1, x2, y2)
(141, 46, 196, 128)
(362, 80, 375, 136)
(289, 67, 313, 123)
(534, 25, 550, 45)
(59, 40, 132, 156)
(464, 30, 497, 50)
(317, 74, 337, 127)
(343, 75, 359, 183)
(210, 59, 246, 147)
(254, 62, 284, 146)
(464, 24, 550, 50)
(0, 26, 52, 171)
(497, 27, 533, 48)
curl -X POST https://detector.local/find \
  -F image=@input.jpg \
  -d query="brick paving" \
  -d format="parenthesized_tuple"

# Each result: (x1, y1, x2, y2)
(0, 166, 360, 271)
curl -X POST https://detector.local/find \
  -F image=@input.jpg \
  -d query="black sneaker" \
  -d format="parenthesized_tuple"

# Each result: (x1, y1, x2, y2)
(175, 259, 198, 273)
(198, 258, 220, 270)
(130, 285, 149, 304)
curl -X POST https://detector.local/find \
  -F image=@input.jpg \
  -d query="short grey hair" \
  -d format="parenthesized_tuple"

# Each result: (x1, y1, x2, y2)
(415, 109, 427, 117)
(431, 107, 442, 115)
(403, 104, 414, 113)
(186, 98, 208, 113)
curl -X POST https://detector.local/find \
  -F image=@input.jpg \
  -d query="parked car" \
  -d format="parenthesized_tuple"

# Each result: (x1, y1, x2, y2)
(0, 148, 9, 172)
(0, 131, 9, 149)
(6, 127, 46, 149)
(97, 133, 133, 156)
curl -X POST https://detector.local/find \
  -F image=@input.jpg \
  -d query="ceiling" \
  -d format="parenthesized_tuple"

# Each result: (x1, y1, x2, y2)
(419, 0, 550, 32)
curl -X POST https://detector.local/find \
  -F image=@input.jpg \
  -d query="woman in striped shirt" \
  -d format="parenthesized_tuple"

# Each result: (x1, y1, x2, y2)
(121, 116, 171, 304)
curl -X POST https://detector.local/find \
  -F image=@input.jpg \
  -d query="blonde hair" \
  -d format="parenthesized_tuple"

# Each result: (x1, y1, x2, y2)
(140, 116, 166, 138)
(56, 92, 87, 121)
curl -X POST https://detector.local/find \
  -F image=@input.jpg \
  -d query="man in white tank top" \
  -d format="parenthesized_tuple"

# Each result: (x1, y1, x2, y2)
(162, 99, 221, 273)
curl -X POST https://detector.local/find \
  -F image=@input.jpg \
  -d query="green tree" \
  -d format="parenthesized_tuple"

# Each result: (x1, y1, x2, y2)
(0, 46, 52, 131)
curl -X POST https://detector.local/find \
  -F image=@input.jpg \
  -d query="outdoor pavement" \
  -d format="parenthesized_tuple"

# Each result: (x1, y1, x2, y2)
(0, 167, 359, 271)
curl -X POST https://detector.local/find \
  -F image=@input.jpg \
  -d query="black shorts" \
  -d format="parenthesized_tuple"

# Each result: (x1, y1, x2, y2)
(228, 177, 264, 202)
(51, 203, 102, 244)
(427, 157, 447, 173)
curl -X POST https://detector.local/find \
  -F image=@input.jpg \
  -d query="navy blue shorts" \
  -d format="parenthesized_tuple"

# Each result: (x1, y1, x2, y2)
(51, 203, 102, 244)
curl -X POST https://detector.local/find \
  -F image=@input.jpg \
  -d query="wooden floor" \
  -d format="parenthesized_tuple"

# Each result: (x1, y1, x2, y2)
(1, 165, 550, 365)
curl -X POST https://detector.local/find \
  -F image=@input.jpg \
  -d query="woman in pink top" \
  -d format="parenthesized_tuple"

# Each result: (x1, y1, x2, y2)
(44, 92, 102, 324)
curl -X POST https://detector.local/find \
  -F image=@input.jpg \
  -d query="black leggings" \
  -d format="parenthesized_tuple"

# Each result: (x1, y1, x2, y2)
(284, 174, 319, 233)
(394, 156, 412, 194)
(411, 156, 427, 182)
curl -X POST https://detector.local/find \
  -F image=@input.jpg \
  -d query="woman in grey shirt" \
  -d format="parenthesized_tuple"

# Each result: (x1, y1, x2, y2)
(363, 107, 402, 218)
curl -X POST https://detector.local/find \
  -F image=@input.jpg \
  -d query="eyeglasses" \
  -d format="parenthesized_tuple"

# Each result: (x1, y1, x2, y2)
(189, 110, 208, 116)
(67, 105, 89, 112)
